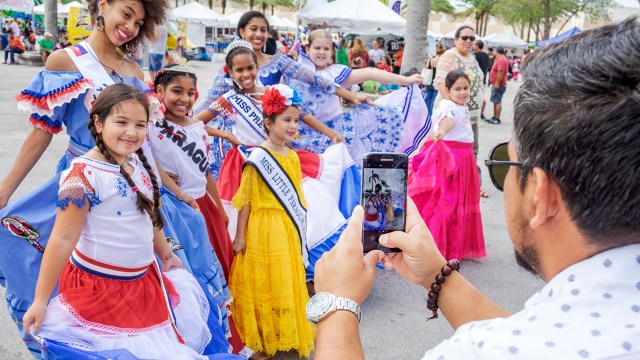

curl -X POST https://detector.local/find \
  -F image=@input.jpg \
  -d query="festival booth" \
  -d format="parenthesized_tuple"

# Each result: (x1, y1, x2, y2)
(268, 15, 297, 32)
(537, 27, 581, 47)
(170, 1, 226, 58)
(299, 0, 406, 35)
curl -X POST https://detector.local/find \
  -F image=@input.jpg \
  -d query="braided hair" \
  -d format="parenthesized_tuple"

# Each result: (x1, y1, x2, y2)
(88, 84, 164, 228)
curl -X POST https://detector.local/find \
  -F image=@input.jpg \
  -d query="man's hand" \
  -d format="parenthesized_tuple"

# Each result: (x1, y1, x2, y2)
(314, 206, 384, 305)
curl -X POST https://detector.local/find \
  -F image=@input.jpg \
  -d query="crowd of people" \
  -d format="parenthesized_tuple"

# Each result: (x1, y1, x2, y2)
(0, 1, 637, 359)
(1, 17, 73, 65)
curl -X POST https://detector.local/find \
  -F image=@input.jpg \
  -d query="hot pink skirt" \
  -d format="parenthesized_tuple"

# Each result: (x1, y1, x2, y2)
(408, 140, 485, 260)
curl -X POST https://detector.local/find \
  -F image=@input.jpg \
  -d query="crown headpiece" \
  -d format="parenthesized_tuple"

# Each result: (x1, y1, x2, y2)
(162, 63, 196, 74)
(225, 39, 254, 56)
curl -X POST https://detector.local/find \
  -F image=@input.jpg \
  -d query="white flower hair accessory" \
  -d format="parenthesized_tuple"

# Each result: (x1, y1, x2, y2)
(300, 28, 310, 46)
(331, 33, 340, 48)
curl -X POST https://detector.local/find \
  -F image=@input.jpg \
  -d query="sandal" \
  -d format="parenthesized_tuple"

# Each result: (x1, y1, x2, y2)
(480, 190, 489, 198)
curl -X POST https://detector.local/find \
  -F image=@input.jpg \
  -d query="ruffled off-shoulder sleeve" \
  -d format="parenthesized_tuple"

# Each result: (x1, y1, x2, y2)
(16, 70, 93, 134)
(57, 162, 102, 210)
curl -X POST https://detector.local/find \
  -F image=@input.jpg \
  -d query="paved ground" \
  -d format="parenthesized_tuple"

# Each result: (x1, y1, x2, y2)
(0, 56, 543, 360)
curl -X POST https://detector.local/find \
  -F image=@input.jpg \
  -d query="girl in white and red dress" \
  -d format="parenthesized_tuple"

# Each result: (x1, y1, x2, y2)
(22, 84, 240, 360)
(147, 64, 234, 278)
(147, 64, 251, 356)
(408, 70, 485, 260)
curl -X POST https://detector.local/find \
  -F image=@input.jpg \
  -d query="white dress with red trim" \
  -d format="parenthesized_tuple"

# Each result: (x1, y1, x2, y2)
(36, 156, 215, 359)
(0, 42, 234, 357)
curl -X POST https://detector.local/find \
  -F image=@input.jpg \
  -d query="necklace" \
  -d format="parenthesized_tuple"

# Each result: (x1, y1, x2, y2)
(85, 42, 126, 82)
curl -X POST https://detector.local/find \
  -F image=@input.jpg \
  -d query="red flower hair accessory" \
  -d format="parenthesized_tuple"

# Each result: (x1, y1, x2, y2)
(262, 87, 288, 116)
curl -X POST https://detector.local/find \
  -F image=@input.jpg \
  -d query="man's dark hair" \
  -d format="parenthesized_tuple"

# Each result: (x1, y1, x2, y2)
(475, 39, 484, 50)
(514, 17, 640, 247)
(496, 46, 505, 54)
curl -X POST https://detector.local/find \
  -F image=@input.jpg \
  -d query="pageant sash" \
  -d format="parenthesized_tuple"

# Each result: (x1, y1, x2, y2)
(244, 147, 309, 266)
(65, 41, 116, 109)
(223, 91, 267, 145)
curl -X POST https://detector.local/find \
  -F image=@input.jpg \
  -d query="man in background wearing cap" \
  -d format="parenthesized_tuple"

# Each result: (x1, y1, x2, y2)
(39, 32, 54, 64)
(486, 46, 508, 125)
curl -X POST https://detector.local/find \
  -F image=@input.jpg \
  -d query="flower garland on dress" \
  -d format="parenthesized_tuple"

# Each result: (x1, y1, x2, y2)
(261, 84, 303, 116)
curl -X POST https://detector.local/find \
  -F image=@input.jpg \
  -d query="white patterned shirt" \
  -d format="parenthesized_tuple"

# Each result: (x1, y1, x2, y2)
(422, 244, 640, 359)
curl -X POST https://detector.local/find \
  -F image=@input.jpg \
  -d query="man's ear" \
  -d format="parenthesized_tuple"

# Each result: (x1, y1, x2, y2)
(528, 167, 561, 229)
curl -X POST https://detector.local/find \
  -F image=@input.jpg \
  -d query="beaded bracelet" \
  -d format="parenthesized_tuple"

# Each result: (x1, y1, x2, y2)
(426, 259, 460, 321)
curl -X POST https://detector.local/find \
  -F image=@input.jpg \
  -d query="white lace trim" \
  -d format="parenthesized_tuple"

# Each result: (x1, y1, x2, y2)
(56, 295, 173, 335)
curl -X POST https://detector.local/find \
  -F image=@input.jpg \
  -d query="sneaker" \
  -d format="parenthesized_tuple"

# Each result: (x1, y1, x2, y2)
(481, 114, 487, 120)
(1, 61, 6, 64)
(487, 117, 501, 125)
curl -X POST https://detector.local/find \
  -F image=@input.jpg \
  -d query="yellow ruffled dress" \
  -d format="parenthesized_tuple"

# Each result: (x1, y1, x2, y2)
(230, 148, 315, 357)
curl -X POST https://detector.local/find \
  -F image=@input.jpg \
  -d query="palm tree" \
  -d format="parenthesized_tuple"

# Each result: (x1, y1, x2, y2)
(44, 0, 58, 42)
(368, 171, 380, 192)
(458, 0, 498, 37)
(402, 0, 430, 73)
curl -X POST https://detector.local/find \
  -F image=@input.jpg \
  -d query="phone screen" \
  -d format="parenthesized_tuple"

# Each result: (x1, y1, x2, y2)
(361, 153, 408, 253)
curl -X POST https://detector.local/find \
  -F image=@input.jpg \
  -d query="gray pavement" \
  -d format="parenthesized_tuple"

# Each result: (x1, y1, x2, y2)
(0, 57, 543, 360)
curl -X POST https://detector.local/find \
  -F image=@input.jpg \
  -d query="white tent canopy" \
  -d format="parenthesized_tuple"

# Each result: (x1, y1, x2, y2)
(0, 0, 34, 12)
(269, 15, 296, 31)
(483, 29, 527, 48)
(171, 2, 225, 26)
(33, 1, 84, 17)
(299, 0, 406, 35)
(222, 11, 243, 28)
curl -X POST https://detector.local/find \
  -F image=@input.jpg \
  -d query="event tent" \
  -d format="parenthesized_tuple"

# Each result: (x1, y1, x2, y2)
(537, 27, 581, 47)
(171, 2, 225, 26)
(33, 1, 83, 17)
(171, 2, 225, 47)
(222, 11, 243, 28)
(299, 0, 406, 35)
(483, 29, 527, 48)
(269, 15, 296, 31)
(0, 0, 34, 12)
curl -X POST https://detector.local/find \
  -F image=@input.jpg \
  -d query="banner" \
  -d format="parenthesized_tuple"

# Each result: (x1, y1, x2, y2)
(66, 6, 91, 44)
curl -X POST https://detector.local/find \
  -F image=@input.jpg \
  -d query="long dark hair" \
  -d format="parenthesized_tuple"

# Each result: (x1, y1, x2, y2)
(88, 84, 164, 228)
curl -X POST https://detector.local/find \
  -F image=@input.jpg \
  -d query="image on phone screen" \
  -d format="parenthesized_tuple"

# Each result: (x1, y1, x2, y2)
(361, 153, 407, 253)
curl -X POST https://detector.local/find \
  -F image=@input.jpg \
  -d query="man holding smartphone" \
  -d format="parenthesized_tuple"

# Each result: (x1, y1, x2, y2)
(309, 18, 640, 359)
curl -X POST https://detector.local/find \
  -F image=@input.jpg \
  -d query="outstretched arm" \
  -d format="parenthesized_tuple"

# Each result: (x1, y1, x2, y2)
(342, 68, 423, 88)
(300, 114, 343, 144)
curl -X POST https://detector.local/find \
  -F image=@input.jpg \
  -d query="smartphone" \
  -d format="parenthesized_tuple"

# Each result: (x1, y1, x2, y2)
(361, 152, 408, 253)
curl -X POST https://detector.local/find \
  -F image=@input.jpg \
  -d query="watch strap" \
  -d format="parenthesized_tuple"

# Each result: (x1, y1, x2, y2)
(334, 296, 362, 323)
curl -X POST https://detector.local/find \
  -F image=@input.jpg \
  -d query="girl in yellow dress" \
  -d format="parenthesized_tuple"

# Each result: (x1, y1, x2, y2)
(229, 84, 314, 359)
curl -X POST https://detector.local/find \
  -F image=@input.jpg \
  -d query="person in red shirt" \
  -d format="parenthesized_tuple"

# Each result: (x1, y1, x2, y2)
(392, 42, 404, 74)
(486, 46, 508, 124)
(3, 30, 25, 65)
(377, 55, 393, 72)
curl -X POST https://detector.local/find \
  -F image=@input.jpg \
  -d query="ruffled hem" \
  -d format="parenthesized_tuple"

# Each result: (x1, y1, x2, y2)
(29, 114, 63, 134)
(17, 77, 93, 117)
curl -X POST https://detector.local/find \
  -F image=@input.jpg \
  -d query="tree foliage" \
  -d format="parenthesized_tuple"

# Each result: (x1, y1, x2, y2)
(492, 0, 615, 40)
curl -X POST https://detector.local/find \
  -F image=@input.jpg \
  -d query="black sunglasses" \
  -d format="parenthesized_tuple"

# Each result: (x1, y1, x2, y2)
(484, 142, 523, 192)
(459, 36, 476, 42)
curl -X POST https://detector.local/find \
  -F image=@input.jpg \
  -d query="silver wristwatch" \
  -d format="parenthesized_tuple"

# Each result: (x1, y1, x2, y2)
(306, 292, 361, 324)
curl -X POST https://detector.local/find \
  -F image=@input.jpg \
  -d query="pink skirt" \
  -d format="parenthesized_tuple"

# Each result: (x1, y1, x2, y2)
(408, 140, 485, 260)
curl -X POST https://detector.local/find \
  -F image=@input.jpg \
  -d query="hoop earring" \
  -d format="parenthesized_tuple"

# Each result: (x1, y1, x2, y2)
(95, 15, 105, 32)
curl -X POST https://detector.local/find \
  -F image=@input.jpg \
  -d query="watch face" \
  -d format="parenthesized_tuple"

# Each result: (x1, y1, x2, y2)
(307, 292, 333, 319)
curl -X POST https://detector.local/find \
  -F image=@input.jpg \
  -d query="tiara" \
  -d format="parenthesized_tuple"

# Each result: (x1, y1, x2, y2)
(163, 63, 196, 74)
(225, 39, 254, 55)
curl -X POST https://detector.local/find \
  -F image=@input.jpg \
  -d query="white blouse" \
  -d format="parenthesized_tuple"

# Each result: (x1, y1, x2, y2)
(58, 156, 155, 268)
